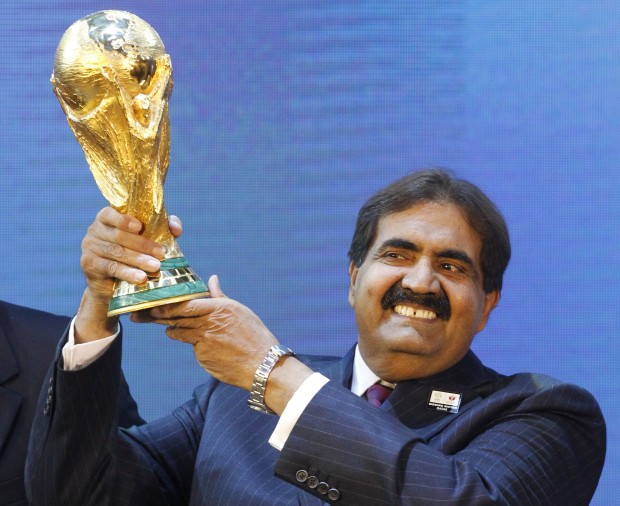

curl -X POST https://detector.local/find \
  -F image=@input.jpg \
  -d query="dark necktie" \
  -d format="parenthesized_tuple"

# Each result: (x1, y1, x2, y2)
(365, 382, 393, 407)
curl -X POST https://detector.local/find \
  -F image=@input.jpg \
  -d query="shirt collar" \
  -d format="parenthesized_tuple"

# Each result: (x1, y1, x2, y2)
(351, 344, 396, 396)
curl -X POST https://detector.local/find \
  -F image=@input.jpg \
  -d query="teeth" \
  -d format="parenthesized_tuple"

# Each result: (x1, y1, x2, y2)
(394, 305, 437, 320)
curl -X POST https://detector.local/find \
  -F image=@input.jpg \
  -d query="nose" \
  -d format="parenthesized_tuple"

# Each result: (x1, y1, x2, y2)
(401, 258, 440, 294)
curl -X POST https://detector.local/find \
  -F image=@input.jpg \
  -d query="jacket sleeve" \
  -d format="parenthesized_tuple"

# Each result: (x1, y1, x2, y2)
(25, 331, 207, 506)
(118, 370, 146, 428)
(274, 379, 606, 505)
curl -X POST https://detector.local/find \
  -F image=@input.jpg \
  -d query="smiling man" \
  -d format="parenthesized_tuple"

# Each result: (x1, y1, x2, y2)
(27, 169, 605, 505)
(349, 201, 500, 382)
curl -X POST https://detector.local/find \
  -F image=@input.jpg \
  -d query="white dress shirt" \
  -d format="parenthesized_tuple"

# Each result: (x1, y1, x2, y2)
(62, 318, 118, 370)
(269, 344, 387, 449)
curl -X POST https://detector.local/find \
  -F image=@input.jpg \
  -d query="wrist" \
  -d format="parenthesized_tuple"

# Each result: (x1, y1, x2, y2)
(248, 345, 295, 414)
(75, 289, 119, 343)
(264, 358, 313, 415)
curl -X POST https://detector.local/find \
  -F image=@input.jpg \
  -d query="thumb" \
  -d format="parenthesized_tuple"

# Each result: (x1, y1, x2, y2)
(168, 215, 183, 238)
(208, 274, 226, 298)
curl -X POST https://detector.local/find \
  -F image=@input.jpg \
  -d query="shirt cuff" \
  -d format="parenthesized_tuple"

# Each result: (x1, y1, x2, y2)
(62, 317, 119, 371)
(268, 372, 329, 450)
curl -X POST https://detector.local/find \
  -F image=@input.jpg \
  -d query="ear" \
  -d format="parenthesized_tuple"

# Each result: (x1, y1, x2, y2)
(476, 290, 500, 333)
(348, 261, 359, 307)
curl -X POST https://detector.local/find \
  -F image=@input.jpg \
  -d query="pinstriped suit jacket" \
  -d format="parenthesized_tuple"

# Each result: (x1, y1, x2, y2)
(25, 330, 605, 505)
(0, 301, 143, 506)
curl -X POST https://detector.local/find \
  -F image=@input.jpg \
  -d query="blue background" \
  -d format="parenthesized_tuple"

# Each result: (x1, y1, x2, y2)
(1, 1, 617, 503)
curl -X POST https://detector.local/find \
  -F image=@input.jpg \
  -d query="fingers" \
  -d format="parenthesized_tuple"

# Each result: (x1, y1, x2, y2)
(130, 274, 223, 325)
(96, 207, 143, 233)
(165, 327, 202, 346)
(129, 309, 204, 344)
(81, 251, 149, 285)
(136, 275, 227, 321)
(149, 298, 213, 322)
(127, 279, 280, 389)
(82, 207, 166, 285)
(130, 298, 206, 323)
(207, 274, 226, 298)
(168, 215, 183, 238)
(81, 230, 162, 280)
(89, 215, 165, 264)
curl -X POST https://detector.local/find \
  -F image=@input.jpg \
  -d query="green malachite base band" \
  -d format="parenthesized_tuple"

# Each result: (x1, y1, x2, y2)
(107, 257, 209, 316)
(159, 257, 191, 269)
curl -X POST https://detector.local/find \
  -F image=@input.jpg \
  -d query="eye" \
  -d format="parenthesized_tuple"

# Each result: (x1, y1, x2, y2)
(382, 251, 409, 261)
(439, 262, 461, 273)
(377, 251, 408, 264)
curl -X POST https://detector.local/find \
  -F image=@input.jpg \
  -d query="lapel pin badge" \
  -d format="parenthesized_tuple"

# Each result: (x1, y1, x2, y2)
(427, 389, 462, 414)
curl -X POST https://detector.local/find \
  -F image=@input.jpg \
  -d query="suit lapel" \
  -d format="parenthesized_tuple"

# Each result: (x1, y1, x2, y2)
(0, 317, 23, 455)
(382, 351, 497, 437)
(307, 347, 495, 435)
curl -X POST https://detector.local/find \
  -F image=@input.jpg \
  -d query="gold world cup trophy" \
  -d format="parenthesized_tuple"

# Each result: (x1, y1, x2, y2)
(52, 10, 208, 316)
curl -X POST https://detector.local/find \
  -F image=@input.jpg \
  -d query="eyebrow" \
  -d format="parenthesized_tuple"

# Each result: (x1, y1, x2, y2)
(437, 248, 477, 271)
(378, 238, 478, 271)
(378, 238, 419, 252)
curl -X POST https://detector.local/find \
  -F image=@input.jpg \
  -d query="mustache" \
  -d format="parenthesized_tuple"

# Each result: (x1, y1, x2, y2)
(381, 284, 451, 321)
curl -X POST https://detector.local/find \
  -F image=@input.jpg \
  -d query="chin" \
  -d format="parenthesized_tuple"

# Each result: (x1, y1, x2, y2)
(368, 349, 431, 379)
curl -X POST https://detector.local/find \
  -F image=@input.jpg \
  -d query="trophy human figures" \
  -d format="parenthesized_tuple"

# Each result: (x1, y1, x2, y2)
(52, 10, 208, 315)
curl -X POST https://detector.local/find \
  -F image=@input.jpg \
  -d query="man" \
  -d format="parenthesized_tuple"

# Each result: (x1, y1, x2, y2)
(26, 169, 605, 505)
(0, 302, 143, 506)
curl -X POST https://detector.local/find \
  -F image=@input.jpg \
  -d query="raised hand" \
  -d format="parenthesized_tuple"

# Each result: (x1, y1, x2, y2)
(75, 207, 181, 342)
(132, 275, 276, 389)
(132, 275, 313, 413)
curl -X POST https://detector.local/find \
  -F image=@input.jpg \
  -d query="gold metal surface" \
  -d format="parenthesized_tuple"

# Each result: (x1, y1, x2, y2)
(112, 267, 200, 297)
(52, 10, 179, 255)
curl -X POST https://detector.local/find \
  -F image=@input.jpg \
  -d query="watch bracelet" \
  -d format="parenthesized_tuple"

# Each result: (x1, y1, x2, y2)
(247, 344, 295, 414)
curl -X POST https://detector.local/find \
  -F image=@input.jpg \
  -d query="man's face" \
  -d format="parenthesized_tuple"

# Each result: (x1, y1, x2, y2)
(349, 201, 499, 381)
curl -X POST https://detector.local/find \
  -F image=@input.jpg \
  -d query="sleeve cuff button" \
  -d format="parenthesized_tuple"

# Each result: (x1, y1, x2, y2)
(317, 482, 329, 494)
(307, 476, 319, 489)
(328, 488, 341, 501)
(295, 469, 309, 483)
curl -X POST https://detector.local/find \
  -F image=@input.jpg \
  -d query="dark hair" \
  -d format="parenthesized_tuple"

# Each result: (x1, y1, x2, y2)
(347, 169, 511, 293)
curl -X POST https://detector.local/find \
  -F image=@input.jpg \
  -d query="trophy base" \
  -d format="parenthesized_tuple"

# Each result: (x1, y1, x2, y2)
(107, 257, 209, 316)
